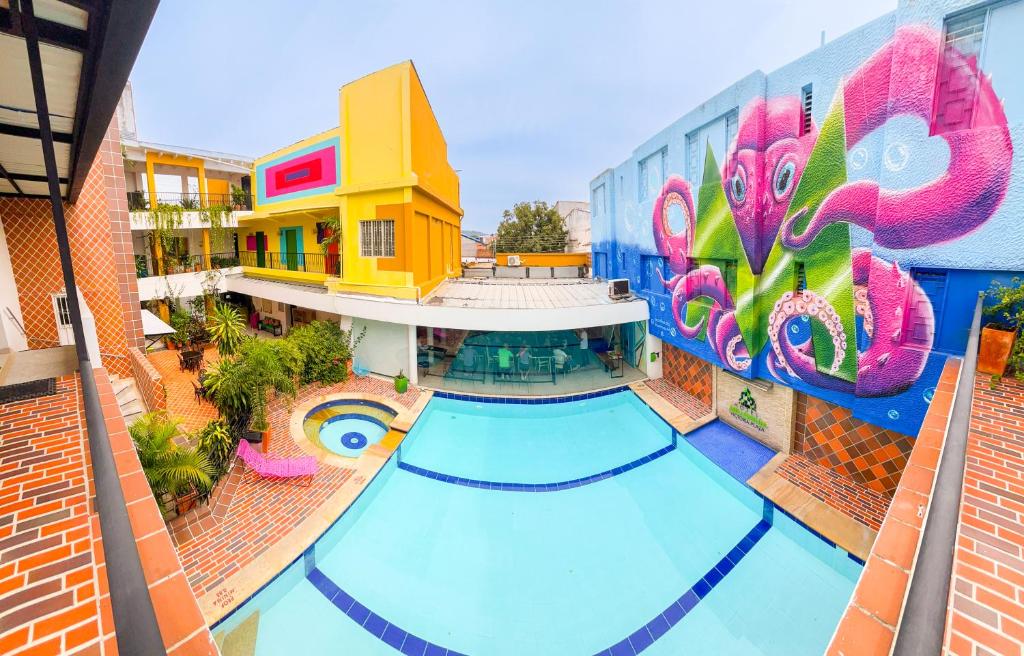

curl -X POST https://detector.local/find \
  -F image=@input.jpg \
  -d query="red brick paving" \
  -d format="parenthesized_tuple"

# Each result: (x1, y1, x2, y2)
(645, 377, 711, 420)
(945, 375, 1024, 655)
(146, 346, 220, 432)
(0, 377, 106, 656)
(775, 452, 891, 531)
(0, 372, 215, 655)
(174, 375, 420, 598)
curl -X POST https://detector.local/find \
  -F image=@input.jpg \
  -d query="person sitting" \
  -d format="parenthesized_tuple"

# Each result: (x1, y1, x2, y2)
(460, 345, 478, 372)
(553, 341, 577, 374)
(497, 343, 514, 380)
(517, 344, 532, 381)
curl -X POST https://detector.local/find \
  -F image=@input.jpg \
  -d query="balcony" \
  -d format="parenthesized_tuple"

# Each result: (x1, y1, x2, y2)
(127, 190, 253, 212)
(135, 251, 240, 278)
(239, 251, 341, 283)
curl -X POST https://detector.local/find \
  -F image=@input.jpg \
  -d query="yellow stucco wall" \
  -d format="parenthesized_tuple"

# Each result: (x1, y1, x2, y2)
(242, 61, 462, 300)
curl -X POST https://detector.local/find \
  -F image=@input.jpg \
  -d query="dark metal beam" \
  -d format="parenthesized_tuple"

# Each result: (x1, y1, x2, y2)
(3, 170, 69, 184)
(0, 163, 25, 194)
(0, 5, 88, 51)
(892, 294, 983, 656)
(21, 1, 167, 654)
(65, 0, 160, 202)
(0, 121, 74, 144)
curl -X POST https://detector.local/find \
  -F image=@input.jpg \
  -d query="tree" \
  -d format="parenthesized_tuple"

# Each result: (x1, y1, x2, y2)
(494, 201, 567, 253)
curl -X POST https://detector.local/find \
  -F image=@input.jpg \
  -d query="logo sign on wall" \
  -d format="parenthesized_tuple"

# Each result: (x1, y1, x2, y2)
(729, 387, 767, 432)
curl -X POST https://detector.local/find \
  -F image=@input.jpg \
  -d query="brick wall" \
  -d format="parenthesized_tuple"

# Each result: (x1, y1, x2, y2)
(0, 119, 142, 378)
(128, 347, 166, 412)
(662, 344, 713, 408)
(793, 392, 915, 497)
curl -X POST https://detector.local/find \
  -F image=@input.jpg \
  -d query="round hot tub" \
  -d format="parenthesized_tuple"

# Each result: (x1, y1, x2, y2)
(302, 399, 399, 458)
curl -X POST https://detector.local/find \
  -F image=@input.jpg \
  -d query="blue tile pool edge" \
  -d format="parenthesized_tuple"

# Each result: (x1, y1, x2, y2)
(433, 385, 629, 404)
(396, 444, 675, 492)
(214, 389, 865, 643)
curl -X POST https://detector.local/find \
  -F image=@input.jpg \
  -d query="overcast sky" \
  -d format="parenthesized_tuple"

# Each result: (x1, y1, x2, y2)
(130, 0, 896, 232)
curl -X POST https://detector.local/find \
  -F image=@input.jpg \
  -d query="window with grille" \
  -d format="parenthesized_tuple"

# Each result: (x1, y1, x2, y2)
(800, 85, 813, 136)
(725, 110, 739, 151)
(686, 132, 698, 184)
(933, 10, 987, 134)
(638, 148, 666, 201)
(359, 219, 395, 257)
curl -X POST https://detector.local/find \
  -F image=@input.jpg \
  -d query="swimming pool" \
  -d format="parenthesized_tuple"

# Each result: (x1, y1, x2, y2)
(216, 390, 861, 655)
(302, 399, 398, 458)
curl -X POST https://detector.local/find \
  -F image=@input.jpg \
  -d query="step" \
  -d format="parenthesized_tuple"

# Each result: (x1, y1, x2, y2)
(123, 410, 144, 427)
(216, 610, 259, 656)
(110, 377, 132, 397)
(119, 398, 146, 417)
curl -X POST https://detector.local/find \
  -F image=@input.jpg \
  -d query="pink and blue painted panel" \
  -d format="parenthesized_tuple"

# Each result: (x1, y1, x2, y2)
(256, 137, 341, 205)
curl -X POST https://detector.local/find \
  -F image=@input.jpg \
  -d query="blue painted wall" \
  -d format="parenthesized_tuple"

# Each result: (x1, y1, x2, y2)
(592, 0, 1024, 436)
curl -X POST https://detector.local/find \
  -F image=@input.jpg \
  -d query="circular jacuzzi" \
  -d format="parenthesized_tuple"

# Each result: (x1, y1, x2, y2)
(302, 399, 399, 458)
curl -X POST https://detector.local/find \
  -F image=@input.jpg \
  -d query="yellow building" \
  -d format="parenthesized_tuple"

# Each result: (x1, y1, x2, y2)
(238, 61, 463, 300)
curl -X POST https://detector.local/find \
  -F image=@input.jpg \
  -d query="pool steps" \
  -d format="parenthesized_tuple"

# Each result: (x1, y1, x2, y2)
(213, 609, 259, 656)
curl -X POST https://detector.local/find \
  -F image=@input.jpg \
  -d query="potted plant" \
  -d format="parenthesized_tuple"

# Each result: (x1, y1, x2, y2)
(981, 278, 1024, 377)
(394, 369, 409, 394)
(129, 412, 214, 515)
(169, 308, 190, 350)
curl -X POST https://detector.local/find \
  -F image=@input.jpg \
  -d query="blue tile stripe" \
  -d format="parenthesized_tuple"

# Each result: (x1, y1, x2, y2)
(433, 386, 628, 405)
(308, 516, 771, 656)
(308, 566, 465, 656)
(591, 517, 772, 656)
(397, 444, 674, 492)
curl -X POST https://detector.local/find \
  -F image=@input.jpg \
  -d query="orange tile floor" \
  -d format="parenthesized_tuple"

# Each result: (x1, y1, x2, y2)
(172, 375, 420, 599)
(146, 347, 220, 433)
(645, 378, 712, 420)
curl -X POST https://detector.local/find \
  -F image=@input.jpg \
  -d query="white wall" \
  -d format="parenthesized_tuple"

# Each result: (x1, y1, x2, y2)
(0, 218, 27, 352)
(351, 318, 410, 378)
(135, 267, 239, 302)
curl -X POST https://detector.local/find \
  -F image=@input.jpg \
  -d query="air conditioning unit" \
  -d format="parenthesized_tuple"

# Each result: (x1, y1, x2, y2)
(507, 255, 522, 266)
(608, 278, 631, 299)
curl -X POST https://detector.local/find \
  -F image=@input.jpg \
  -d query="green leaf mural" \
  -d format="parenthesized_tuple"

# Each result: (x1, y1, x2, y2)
(689, 142, 757, 347)
(756, 89, 858, 381)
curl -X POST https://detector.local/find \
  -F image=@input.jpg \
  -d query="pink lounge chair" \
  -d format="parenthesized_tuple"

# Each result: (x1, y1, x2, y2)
(237, 439, 318, 485)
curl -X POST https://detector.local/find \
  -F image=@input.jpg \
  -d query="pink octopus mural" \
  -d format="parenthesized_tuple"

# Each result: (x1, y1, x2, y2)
(653, 25, 1013, 397)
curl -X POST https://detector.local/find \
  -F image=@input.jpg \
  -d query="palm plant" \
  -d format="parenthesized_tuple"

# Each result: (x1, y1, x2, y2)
(205, 339, 299, 432)
(207, 303, 246, 356)
(129, 412, 214, 504)
(319, 214, 342, 255)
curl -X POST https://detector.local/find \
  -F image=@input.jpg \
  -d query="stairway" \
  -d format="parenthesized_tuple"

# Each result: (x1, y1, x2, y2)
(110, 374, 146, 426)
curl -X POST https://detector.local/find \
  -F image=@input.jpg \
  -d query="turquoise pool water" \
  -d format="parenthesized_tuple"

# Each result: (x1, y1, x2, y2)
(319, 417, 388, 457)
(216, 391, 861, 655)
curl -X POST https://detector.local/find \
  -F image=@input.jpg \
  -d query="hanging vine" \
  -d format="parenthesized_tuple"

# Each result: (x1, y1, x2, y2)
(147, 203, 185, 258)
(200, 202, 232, 252)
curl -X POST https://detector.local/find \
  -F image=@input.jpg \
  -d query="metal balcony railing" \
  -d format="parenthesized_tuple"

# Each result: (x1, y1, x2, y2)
(238, 250, 341, 276)
(127, 190, 253, 212)
(135, 251, 240, 278)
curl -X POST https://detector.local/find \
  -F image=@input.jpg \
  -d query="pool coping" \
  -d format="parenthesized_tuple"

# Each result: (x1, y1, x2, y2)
(629, 380, 877, 562)
(199, 390, 433, 625)
(290, 392, 410, 467)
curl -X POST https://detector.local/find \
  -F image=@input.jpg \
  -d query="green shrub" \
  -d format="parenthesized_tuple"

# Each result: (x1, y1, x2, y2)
(195, 418, 235, 477)
(206, 338, 298, 432)
(207, 303, 247, 356)
(287, 320, 364, 385)
(130, 412, 214, 502)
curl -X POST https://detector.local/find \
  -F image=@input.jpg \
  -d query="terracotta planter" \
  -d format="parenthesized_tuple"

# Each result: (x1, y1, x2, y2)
(175, 491, 198, 515)
(261, 428, 272, 453)
(166, 339, 177, 350)
(979, 326, 1016, 376)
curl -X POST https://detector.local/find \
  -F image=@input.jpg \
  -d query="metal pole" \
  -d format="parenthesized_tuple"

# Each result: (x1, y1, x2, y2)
(893, 294, 984, 655)
(21, 1, 167, 653)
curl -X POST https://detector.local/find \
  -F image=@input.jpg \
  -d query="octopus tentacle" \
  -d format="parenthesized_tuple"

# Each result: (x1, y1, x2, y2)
(780, 26, 1012, 252)
(652, 176, 696, 275)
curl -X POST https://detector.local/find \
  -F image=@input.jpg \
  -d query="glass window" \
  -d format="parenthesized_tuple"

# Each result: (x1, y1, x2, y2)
(638, 149, 666, 201)
(933, 10, 987, 133)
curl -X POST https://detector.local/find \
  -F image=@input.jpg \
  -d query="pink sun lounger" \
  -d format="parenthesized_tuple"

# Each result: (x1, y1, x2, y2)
(237, 439, 318, 485)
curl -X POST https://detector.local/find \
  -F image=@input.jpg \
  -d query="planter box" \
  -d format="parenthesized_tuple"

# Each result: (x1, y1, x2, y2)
(979, 326, 1016, 376)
